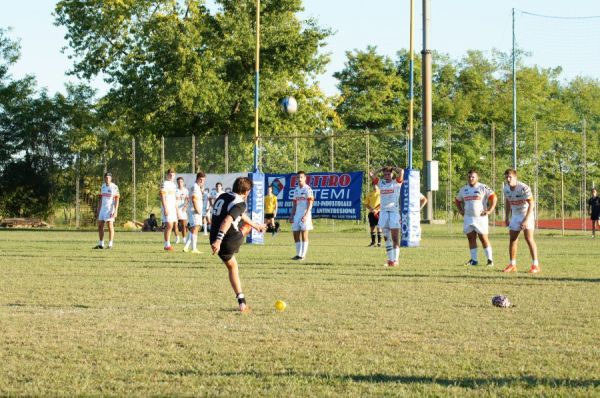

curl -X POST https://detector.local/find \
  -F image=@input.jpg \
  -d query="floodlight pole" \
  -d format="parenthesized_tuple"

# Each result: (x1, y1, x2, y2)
(422, 0, 433, 222)
(253, 0, 261, 172)
(408, 0, 414, 169)
(512, 8, 517, 170)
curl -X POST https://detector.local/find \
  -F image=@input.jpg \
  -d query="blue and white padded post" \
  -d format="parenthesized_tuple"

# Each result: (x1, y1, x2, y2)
(401, 169, 421, 247)
(246, 172, 265, 244)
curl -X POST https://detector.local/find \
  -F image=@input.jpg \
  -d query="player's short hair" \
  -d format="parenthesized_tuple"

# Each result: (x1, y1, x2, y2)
(297, 170, 306, 177)
(176, 176, 184, 183)
(504, 168, 517, 177)
(216, 182, 222, 188)
(592, 187, 597, 192)
(104, 172, 112, 177)
(166, 168, 175, 174)
(382, 166, 394, 174)
(232, 177, 253, 194)
(196, 171, 206, 179)
(468, 169, 478, 176)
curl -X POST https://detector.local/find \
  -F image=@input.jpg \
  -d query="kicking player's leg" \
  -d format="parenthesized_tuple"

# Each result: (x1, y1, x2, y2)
(503, 229, 520, 272)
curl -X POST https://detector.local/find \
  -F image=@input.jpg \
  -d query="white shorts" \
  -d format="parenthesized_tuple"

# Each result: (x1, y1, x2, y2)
(176, 207, 188, 221)
(188, 213, 202, 228)
(378, 211, 401, 229)
(463, 216, 489, 235)
(292, 215, 313, 231)
(162, 206, 178, 224)
(98, 209, 115, 222)
(509, 215, 534, 231)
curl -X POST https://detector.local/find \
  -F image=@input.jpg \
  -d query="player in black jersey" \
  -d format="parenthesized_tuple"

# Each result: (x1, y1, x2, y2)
(589, 187, 600, 238)
(210, 177, 267, 312)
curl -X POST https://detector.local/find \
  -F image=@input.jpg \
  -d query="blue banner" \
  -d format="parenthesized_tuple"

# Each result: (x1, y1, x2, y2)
(246, 172, 265, 244)
(401, 169, 422, 247)
(264, 172, 363, 220)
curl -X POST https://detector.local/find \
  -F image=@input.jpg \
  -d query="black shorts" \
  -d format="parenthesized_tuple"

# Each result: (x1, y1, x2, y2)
(265, 213, 275, 220)
(368, 212, 380, 228)
(215, 234, 244, 262)
(592, 211, 600, 221)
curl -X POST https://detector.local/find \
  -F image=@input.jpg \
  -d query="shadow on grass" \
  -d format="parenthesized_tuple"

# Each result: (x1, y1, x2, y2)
(162, 369, 599, 389)
(372, 272, 600, 284)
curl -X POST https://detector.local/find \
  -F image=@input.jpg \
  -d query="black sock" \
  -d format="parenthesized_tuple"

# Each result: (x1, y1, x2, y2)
(370, 233, 376, 244)
(236, 293, 246, 306)
(377, 233, 382, 243)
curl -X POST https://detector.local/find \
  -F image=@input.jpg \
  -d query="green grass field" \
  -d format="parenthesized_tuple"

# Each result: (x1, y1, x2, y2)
(1, 224, 599, 397)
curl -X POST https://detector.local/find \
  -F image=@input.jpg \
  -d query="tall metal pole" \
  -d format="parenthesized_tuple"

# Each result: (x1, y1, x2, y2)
(512, 8, 517, 170)
(253, 0, 261, 172)
(132, 137, 136, 223)
(583, 119, 587, 232)
(408, 0, 414, 169)
(422, 0, 433, 222)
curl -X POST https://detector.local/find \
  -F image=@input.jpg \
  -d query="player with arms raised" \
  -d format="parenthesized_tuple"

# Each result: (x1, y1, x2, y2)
(210, 177, 266, 312)
(502, 168, 540, 273)
(370, 166, 404, 267)
(455, 169, 497, 266)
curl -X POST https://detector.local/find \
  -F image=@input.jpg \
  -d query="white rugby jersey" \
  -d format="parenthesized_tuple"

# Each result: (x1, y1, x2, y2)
(504, 181, 532, 217)
(99, 183, 119, 213)
(188, 183, 203, 215)
(176, 187, 189, 211)
(160, 180, 177, 209)
(292, 185, 314, 215)
(456, 183, 495, 217)
(374, 177, 403, 212)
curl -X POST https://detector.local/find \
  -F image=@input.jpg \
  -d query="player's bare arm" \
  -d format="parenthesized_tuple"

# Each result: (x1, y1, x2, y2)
(161, 193, 169, 217)
(522, 197, 535, 229)
(302, 198, 314, 223)
(454, 198, 464, 216)
(504, 198, 511, 227)
(112, 198, 119, 218)
(289, 201, 297, 223)
(483, 194, 497, 216)
(241, 213, 267, 233)
(211, 215, 234, 254)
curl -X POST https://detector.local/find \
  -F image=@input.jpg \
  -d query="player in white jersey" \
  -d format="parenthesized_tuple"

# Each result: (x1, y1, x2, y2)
(209, 182, 225, 209)
(160, 168, 178, 251)
(94, 172, 120, 249)
(289, 171, 314, 260)
(502, 168, 540, 273)
(455, 170, 497, 266)
(175, 177, 189, 244)
(183, 172, 206, 254)
(202, 187, 211, 235)
(370, 166, 404, 267)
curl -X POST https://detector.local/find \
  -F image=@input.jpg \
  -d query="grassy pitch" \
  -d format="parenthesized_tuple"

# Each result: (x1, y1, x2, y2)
(0, 225, 599, 397)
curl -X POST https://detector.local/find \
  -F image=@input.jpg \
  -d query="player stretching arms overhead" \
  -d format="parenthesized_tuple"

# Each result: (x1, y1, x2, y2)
(370, 166, 404, 267)
(210, 177, 266, 312)
(455, 169, 497, 266)
(502, 168, 540, 273)
(289, 171, 314, 260)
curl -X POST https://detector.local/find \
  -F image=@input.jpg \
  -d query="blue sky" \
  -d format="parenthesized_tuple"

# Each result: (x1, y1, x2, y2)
(2, 0, 600, 96)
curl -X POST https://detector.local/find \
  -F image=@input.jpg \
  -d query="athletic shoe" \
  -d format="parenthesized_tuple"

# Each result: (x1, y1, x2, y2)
(239, 303, 250, 313)
(93, 245, 104, 249)
(502, 264, 517, 273)
(291, 255, 302, 260)
(182, 246, 190, 253)
(368, 242, 375, 247)
(164, 246, 174, 251)
(464, 259, 479, 266)
(107, 246, 113, 250)
(191, 249, 202, 254)
(486, 259, 494, 267)
(377, 243, 382, 247)
(384, 260, 398, 267)
(529, 264, 541, 274)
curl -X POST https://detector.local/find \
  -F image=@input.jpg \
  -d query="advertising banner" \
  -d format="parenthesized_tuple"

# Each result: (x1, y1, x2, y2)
(401, 169, 422, 247)
(264, 172, 363, 220)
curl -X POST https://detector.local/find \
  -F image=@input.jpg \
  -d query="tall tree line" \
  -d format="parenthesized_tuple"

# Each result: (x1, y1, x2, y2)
(1, 0, 599, 219)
